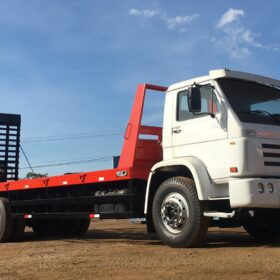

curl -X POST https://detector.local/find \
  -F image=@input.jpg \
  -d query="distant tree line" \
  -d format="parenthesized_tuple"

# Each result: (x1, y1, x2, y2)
(25, 172, 48, 179)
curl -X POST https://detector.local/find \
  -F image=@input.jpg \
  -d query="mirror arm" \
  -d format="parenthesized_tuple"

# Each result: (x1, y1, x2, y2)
(193, 83, 215, 90)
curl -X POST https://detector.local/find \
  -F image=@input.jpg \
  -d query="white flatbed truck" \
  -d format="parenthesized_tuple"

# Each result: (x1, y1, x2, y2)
(0, 69, 280, 247)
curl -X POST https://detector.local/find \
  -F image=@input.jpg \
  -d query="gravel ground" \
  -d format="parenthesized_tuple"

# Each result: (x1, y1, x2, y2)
(0, 220, 280, 280)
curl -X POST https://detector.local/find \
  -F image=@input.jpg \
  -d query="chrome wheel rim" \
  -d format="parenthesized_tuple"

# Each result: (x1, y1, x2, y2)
(161, 192, 189, 234)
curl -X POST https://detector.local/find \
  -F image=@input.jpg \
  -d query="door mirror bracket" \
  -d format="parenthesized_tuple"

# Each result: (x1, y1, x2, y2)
(188, 84, 216, 118)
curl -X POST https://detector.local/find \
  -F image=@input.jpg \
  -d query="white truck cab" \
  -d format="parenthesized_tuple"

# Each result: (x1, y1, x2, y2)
(146, 69, 280, 247)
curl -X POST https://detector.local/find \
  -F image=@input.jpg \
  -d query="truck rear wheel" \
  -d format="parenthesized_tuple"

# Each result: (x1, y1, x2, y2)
(152, 177, 209, 248)
(32, 219, 58, 237)
(0, 197, 13, 242)
(242, 210, 280, 241)
(59, 219, 90, 237)
(76, 219, 90, 235)
(11, 219, 26, 241)
(32, 218, 90, 237)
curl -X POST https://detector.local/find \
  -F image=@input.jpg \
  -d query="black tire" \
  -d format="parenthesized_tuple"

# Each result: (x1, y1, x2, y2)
(32, 219, 56, 237)
(32, 218, 90, 238)
(11, 219, 26, 242)
(0, 197, 13, 242)
(32, 219, 61, 237)
(59, 219, 90, 237)
(152, 177, 209, 248)
(76, 219, 90, 236)
(58, 219, 76, 236)
(242, 210, 280, 241)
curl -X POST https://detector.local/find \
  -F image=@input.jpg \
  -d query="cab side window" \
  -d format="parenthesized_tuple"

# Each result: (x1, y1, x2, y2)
(177, 86, 221, 122)
(177, 90, 193, 121)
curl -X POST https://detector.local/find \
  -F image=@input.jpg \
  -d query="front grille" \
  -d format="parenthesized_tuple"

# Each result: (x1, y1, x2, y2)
(262, 143, 280, 167)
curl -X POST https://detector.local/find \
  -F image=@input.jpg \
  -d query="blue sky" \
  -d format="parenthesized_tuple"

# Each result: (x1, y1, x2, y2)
(0, 1, 279, 177)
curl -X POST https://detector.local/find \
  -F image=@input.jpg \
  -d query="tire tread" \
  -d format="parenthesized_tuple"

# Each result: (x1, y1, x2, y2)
(152, 176, 209, 248)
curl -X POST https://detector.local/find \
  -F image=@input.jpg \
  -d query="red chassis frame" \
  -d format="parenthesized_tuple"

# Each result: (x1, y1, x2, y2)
(0, 84, 168, 193)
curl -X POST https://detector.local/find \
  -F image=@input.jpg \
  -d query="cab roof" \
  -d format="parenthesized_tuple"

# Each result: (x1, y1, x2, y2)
(167, 69, 280, 92)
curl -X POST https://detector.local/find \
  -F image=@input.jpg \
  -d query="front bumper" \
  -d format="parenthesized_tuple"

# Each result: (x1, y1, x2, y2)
(229, 178, 280, 208)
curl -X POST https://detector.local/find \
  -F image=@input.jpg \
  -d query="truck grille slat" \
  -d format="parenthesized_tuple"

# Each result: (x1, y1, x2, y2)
(264, 162, 280, 167)
(262, 144, 280, 149)
(263, 152, 280, 158)
(262, 143, 280, 169)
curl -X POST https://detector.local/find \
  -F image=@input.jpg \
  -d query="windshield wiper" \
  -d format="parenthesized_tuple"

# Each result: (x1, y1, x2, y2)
(238, 110, 280, 124)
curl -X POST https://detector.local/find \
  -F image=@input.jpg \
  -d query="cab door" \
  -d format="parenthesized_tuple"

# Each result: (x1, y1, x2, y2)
(171, 84, 228, 179)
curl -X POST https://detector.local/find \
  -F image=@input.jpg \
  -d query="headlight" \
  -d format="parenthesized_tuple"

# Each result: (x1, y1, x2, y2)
(258, 183, 264, 193)
(267, 183, 274, 193)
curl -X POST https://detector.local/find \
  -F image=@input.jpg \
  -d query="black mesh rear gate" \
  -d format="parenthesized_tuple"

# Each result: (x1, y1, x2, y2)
(0, 113, 21, 181)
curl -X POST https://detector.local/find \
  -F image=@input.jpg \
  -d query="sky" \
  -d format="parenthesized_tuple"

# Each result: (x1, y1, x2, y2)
(0, 0, 279, 177)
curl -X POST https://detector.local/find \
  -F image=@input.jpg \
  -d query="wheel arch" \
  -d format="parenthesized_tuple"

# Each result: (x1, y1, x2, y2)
(144, 157, 214, 214)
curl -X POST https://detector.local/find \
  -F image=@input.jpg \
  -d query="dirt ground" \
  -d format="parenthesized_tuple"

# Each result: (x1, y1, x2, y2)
(0, 220, 280, 280)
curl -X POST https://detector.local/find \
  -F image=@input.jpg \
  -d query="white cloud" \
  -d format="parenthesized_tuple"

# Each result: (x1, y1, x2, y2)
(129, 8, 199, 31)
(165, 14, 199, 30)
(128, 8, 158, 18)
(217, 8, 244, 28)
(212, 27, 252, 58)
(213, 8, 278, 58)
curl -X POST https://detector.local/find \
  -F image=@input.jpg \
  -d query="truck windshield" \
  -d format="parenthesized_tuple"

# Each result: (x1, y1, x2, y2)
(217, 78, 280, 126)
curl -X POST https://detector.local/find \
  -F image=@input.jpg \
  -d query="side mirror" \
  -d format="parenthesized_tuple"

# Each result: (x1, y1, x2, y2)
(188, 85, 201, 112)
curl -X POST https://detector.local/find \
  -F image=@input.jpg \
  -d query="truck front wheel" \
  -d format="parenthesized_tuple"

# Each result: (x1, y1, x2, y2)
(242, 209, 280, 241)
(152, 177, 209, 248)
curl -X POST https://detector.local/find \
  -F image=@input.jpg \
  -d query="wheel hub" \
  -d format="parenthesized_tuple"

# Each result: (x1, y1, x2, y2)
(161, 192, 189, 233)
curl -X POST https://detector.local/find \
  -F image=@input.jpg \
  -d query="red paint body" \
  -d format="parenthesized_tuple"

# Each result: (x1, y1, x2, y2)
(0, 84, 167, 193)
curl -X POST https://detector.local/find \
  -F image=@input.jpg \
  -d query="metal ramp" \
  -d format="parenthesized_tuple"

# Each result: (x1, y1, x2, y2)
(0, 113, 21, 182)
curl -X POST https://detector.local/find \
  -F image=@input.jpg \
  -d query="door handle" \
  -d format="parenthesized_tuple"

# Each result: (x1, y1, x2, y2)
(173, 127, 181, 134)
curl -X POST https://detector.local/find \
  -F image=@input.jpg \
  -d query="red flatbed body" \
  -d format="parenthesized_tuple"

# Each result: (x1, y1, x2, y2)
(0, 84, 167, 193)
